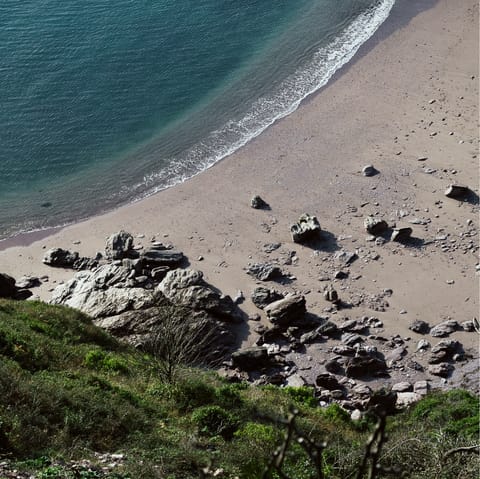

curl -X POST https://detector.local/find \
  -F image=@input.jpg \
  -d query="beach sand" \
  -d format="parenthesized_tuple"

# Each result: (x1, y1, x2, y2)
(1, 0, 478, 386)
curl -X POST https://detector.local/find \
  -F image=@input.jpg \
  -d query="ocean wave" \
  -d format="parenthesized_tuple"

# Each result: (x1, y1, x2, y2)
(138, 0, 395, 197)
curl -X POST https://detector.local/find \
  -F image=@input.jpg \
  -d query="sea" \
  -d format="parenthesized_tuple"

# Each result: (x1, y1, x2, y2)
(0, 0, 395, 240)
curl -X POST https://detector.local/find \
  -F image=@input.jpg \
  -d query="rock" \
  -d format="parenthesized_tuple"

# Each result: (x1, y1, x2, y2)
(391, 227, 412, 242)
(444, 184, 470, 199)
(251, 195, 269, 209)
(364, 216, 389, 235)
(325, 359, 343, 375)
(367, 389, 397, 414)
(316, 320, 341, 338)
(341, 333, 363, 347)
(352, 384, 372, 398)
(0, 273, 18, 298)
(428, 363, 453, 377)
(290, 214, 321, 243)
(334, 270, 349, 279)
(264, 294, 306, 326)
(151, 266, 170, 281)
(345, 355, 387, 378)
(391, 382, 412, 393)
(251, 287, 283, 309)
(332, 345, 356, 357)
(416, 339, 430, 351)
(324, 287, 339, 303)
(286, 375, 306, 388)
(396, 392, 422, 408)
(339, 319, 367, 333)
(158, 269, 239, 321)
(461, 320, 476, 332)
(316, 373, 341, 390)
(386, 346, 407, 366)
(413, 380, 429, 396)
(409, 320, 430, 334)
(72, 257, 99, 271)
(50, 266, 155, 319)
(430, 320, 460, 337)
(141, 249, 184, 267)
(350, 409, 363, 421)
(429, 339, 460, 363)
(334, 250, 358, 265)
(246, 263, 283, 281)
(42, 248, 79, 267)
(362, 165, 377, 177)
(105, 231, 135, 260)
(15, 276, 41, 289)
(231, 346, 271, 371)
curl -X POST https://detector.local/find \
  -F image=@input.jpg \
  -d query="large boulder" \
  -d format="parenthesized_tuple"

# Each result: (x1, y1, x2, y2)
(50, 264, 154, 318)
(157, 269, 239, 321)
(0, 273, 17, 298)
(290, 214, 321, 243)
(264, 294, 306, 326)
(105, 231, 135, 260)
(231, 346, 271, 371)
(42, 248, 79, 267)
(430, 320, 459, 337)
(345, 355, 387, 378)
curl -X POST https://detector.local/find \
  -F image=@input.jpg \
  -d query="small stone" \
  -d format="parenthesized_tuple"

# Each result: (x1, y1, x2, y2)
(362, 165, 378, 177)
(391, 227, 413, 242)
(251, 195, 269, 209)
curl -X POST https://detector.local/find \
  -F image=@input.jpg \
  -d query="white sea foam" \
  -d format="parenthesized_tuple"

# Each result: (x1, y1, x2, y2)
(138, 0, 396, 197)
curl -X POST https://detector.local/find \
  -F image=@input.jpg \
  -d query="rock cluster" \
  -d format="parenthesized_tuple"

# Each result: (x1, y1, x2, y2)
(0, 273, 35, 300)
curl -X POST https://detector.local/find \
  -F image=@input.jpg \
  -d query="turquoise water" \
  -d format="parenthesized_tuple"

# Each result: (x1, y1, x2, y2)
(0, 0, 394, 239)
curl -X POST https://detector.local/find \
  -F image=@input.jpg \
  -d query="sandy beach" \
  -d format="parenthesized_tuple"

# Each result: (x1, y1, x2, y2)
(1, 0, 478, 387)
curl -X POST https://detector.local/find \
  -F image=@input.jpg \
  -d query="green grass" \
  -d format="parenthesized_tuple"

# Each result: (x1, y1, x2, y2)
(0, 299, 478, 478)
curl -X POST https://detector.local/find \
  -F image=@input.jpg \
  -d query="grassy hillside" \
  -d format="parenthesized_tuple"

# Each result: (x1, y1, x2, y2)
(0, 299, 477, 478)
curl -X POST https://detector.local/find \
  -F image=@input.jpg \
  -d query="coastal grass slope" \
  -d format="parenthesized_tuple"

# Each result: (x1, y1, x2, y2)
(0, 299, 478, 478)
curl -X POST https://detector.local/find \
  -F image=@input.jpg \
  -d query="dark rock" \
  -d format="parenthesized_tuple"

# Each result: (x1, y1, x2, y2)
(364, 216, 389, 235)
(251, 195, 269, 209)
(251, 287, 283, 309)
(290, 214, 321, 243)
(325, 359, 343, 375)
(430, 320, 460, 337)
(15, 276, 41, 289)
(105, 231, 135, 260)
(246, 263, 283, 281)
(0, 273, 18, 298)
(264, 294, 306, 326)
(362, 165, 378, 177)
(141, 249, 184, 267)
(409, 320, 430, 334)
(461, 320, 476, 332)
(391, 227, 413, 242)
(334, 270, 349, 280)
(231, 346, 271, 371)
(316, 373, 341, 390)
(42, 248, 79, 267)
(367, 389, 397, 414)
(316, 320, 341, 338)
(341, 333, 364, 347)
(324, 287, 339, 303)
(345, 356, 387, 378)
(332, 345, 356, 357)
(444, 184, 470, 199)
(428, 362, 453, 377)
(151, 266, 170, 281)
(352, 384, 372, 398)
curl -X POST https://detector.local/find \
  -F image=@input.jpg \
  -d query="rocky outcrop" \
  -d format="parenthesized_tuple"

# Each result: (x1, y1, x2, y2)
(105, 231, 135, 260)
(157, 268, 240, 322)
(0, 273, 33, 300)
(290, 214, 321, 243)
(264, 294, 306, 326)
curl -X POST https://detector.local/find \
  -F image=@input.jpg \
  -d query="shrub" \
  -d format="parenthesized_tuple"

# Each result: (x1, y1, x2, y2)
(283, 386, 317, 408)
(191, 405, 239, 440)
(175, 378, 217, 411)
(84, 350, 129, 374)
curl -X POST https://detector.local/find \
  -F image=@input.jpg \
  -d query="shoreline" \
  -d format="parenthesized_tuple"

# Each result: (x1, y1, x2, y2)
(1, 0, 478, 389)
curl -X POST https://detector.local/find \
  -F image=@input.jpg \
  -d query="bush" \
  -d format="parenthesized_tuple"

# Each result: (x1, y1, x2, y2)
(84, 350, 129, 374)
(191, 405, 239, 440)
(283, 386, 317, 408)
